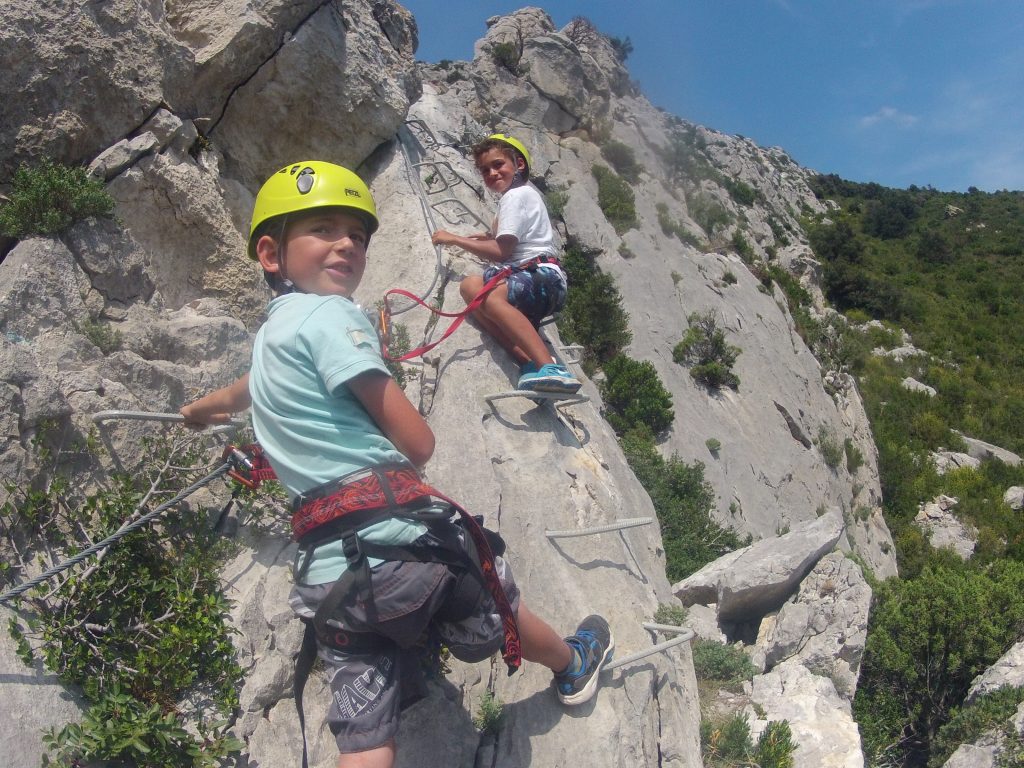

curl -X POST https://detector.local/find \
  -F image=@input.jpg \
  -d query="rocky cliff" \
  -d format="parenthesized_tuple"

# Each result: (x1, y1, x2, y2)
(0, 3, 897, 766)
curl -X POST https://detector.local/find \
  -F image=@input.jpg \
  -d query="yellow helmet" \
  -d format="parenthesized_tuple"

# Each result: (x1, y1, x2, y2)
(247, 161, 379, 259)
(487, 133, 531, 177)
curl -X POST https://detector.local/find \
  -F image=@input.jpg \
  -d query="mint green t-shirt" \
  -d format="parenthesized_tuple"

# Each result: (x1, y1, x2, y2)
(250, 293, 426, 584)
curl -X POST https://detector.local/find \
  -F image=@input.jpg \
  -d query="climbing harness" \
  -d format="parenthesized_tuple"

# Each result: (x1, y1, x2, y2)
(379, 255, 562, 362)
(232, 444, 522, 768)
(232, 445, 521, 674)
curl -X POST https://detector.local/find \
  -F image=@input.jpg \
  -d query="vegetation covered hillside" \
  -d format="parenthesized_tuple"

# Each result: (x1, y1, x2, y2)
(803, 177, 1024, 767)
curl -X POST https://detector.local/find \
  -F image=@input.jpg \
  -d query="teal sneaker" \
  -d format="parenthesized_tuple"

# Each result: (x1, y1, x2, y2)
(517, 363, 581, 394)
(553, 615, 614, 705)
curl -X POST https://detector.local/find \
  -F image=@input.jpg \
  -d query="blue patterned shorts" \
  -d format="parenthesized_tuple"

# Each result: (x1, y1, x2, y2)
(483, 264, 567, 325)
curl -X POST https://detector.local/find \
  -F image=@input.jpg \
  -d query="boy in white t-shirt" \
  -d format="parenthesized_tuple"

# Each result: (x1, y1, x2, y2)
(431, 134, 581, 393)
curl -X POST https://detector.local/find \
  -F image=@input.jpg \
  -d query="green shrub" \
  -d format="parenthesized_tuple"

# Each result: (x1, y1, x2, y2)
(600, 139, 642, 183)
(608, 35, 633, 62)
(42, 687, 242, 768)
(844, 438, 864, 473)
(656, 202, 705, 248)
(599, 354, 674, 435)
(755, 720, 797, 768)
(543, 185, 569, 219)
(702, 714, 795, 767)
(731, 230, 754, 262)
(929, 687, 1024, 768)
(722, 270, 737, 285)
(673, 310, 741, 390)
(854, 561, 1024, 766)
(490, 41, 527, 76)
(654, 603, 687, 626)
(0, 160, 115, 238)
(556, 244, 632, 374)
(725, 179, 758, 207)
(383, 321, 411, 388)
(473, 690, 504, 734)
(692, 639, 758, 684)
(687, 191, 733, 235)
(817, 425, 844, 469)
(592, 165, 638, 234)
(621, 428, 743, 580)
(76, 318, 122, 354)
(705, 437, 722, 454)
(3, 430, 245, 764)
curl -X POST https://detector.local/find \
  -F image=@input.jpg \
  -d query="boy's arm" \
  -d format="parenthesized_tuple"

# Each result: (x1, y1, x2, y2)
(432, 229, 516, 263)
(180, 373, 251, 426)
(347, 370, 434, 468)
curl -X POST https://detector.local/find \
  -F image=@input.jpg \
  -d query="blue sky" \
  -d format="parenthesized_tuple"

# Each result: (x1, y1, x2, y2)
(399, 1, 1024, 193)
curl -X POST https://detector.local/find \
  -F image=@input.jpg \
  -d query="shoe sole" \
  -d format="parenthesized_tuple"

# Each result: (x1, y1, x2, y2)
(525, 377, 582, 394)
(557, 634, 615, 706)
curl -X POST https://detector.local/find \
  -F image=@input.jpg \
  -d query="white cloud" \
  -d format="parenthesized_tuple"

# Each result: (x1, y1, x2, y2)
(858, 107, 919, 129)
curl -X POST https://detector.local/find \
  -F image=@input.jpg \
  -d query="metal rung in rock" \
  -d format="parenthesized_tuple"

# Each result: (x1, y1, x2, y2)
(430, 197, 490, 230)
(559, 344, 584, 365)
(92, 410, 243, 435)
(412, 160, 461, 195)
(484, 391, 589, 409)
(404, 119, 440, 150)
(544, 517, 653, 539)
(604, 623, 695, 672)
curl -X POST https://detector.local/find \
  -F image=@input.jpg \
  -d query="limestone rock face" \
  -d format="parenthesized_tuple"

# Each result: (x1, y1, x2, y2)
(0, 0, 190, 176)
(211, 0, 420, 189)
(672, 511, 845, 622)
(0, 607, 86, 768)
(914, 495, 978, 560)
(763, 552, 872, 700)
(750, 661, 864, 768)
(968, 640, 1024, 702)
(1005, 486, 1024, 511)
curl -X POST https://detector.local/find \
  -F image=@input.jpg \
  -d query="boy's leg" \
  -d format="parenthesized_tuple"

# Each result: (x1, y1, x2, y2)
(518, 601, 573, 671)
(338, 740, 396, 768)
(518, 600, 614, 706)
(461, 277, 554, 367)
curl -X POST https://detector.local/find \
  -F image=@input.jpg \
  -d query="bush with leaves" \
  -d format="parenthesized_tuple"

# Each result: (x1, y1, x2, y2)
(673, 310, 741, 390)
(592, 164, 638, 233)
(599, 354, 674, 435)
(929, 687, 1024, 768)
(556, 243, 631, 374)
(686, 191, 733, 236)
(2, 425, 246, 766)
(854, 560, 1024, 767)
(692, 639, 759, 686)
(620, 428, 743, 579)
(600, 139, 642, 183)
(42, 687, 242, 768)
(0, 160, 115, 238)
(702, 714, 796, 768)
(490, 41, 526, 76)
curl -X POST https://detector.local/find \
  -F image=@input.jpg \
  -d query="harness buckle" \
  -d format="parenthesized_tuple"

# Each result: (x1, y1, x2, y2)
(340, 532, 362, 564)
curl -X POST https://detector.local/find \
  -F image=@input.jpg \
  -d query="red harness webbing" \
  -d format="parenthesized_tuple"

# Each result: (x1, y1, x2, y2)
(379, 256, 560, 362)
(228, 444, 522, 674)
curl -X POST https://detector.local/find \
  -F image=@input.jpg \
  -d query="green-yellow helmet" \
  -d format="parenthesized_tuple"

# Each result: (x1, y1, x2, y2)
(487, 133, 531, 177)
(247, 161, 379, 259)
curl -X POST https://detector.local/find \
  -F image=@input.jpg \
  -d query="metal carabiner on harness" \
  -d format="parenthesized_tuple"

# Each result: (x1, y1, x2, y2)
(222, 445, 257, 488)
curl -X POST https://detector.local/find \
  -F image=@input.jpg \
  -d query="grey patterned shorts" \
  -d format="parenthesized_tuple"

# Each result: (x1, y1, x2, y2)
(289, 530, 520, 753)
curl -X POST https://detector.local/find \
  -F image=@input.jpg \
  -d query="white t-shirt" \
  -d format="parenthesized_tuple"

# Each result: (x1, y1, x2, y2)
(494, 184, 561, 274)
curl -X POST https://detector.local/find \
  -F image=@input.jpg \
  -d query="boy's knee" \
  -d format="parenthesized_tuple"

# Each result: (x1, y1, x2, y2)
(460, 277, 482, 303)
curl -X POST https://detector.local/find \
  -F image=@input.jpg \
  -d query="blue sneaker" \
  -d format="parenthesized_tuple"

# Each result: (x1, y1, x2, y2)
(517, 363, 581, 394)
(553, 615, 614, 705)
